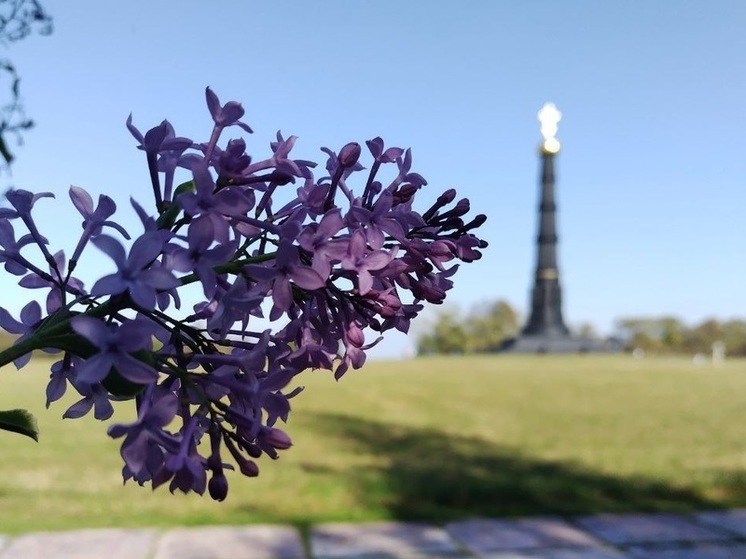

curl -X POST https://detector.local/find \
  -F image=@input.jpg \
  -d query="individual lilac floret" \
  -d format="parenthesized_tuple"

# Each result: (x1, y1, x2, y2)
(127, 117, 193, 208)
(0, 189, 54, 221)
(297, 208, 348, 278)
(178, 162, 252, 245)
(63, 377, 114, 421)
(168, 218, 236, 299)
(19, 250, 85, 312)
(245, 241, 326, 314)
(216, 138, 251, 177)
(126, 117, 192, 156)
(108, 387, 179, 480)
(205, 87, 253, 134)
(153, 414, 208, 496)
(90, 232, 179, 310)
(46, 355, 80, 407)
(0, 189, 56, 263)
(259, 131, 316, 181)
(197, 275, 266, 337)
(348, 190, 406, 249)
(0, 219, 37, 275)
(366, 137, 404, 163)
(393, 148, 427, 189)
(0, 301, 43, 368)
(71, 316, 158, 384)
(340, 230, 395, 295)
(69, 186, 130, 264)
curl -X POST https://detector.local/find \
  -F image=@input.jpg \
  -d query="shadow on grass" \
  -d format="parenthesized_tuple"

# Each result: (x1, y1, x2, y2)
(299, 412, 729, 521)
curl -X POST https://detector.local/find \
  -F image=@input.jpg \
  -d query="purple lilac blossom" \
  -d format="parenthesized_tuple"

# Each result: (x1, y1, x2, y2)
(0, 88, 487, 501)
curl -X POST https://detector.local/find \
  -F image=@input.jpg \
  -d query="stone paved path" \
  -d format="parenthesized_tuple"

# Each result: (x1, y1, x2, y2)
(3, 510, 746, 558)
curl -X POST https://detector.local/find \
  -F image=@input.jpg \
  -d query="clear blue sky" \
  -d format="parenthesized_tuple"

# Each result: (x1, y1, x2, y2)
(2, 1, 745, 357)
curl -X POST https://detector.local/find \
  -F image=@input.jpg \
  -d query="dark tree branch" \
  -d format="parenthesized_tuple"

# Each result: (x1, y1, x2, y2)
(0, 0, 52, 43)
(0, 0, 51, 166)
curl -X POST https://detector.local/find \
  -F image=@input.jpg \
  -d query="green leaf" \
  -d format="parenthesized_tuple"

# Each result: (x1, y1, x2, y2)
(0, 409, 39, 441)
(42, 333, 97, 357)
(102, 367, 146, 399)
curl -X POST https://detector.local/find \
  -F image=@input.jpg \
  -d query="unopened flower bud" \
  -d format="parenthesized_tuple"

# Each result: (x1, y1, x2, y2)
(465, 214, 487, 230)
(338, 142, 361, 168)
(244, 442, 262, 459)
(452, 198, 470, 217)
(393, 184, 418, 204)
(208, 471, 229, 501)
(346, 323, 365, 348)
(237, 457, 260, 477)
(265, 427, 293, 450)
(437, 189, 457, 205)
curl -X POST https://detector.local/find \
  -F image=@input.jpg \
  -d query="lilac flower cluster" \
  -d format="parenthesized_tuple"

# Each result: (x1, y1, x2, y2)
(0, 89, 486, 500)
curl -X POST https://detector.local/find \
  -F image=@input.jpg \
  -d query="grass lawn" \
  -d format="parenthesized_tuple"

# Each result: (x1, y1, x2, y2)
(0, 354, 745, 533)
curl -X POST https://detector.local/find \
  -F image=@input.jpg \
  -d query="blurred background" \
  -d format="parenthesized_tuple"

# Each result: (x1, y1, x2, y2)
(1, 0, 744, 359)
(0, 1, 745, 535)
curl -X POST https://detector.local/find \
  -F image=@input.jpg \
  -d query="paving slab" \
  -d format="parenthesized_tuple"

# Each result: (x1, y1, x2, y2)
(310, 521, 462, 558)
(574, 513, 733, 546)
(0, 528, 156, 559)
(153, 525, 305, 559)
(694, 508, 746, 537)
(477, 548, 631, 558)
(626, 542, 746, 559)
(445, 517, 603, 553)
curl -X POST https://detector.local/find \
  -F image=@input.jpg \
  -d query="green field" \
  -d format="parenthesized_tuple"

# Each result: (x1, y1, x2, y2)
(1, 354, 746, 534)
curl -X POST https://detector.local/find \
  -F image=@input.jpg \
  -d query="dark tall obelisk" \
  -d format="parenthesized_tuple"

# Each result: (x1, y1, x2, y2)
(502, 103, 609, 353)
(523, 103, 570, 338)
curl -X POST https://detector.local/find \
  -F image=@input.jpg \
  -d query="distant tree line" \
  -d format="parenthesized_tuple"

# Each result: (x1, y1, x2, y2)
(416, 300, 746, 357)
(615, 316, 746, 356)
(416, 300, 519, 355)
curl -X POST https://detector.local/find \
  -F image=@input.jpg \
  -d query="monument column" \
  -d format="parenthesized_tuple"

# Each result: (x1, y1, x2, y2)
(501, 102, 618, 353)
(522, 103, 570, 337)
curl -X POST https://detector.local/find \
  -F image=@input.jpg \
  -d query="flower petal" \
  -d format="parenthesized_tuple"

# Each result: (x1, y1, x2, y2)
(290, 266, 325, 290)
(69, 186, 94, 217)
(92, 235, 128, 269)
(90, 274, 128, 297)
(71, 316, 110, 349)
(128, 233, 163, 271)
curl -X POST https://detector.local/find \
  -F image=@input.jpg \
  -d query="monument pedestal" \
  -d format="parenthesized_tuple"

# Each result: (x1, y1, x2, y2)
(501, 334, 617, 353)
